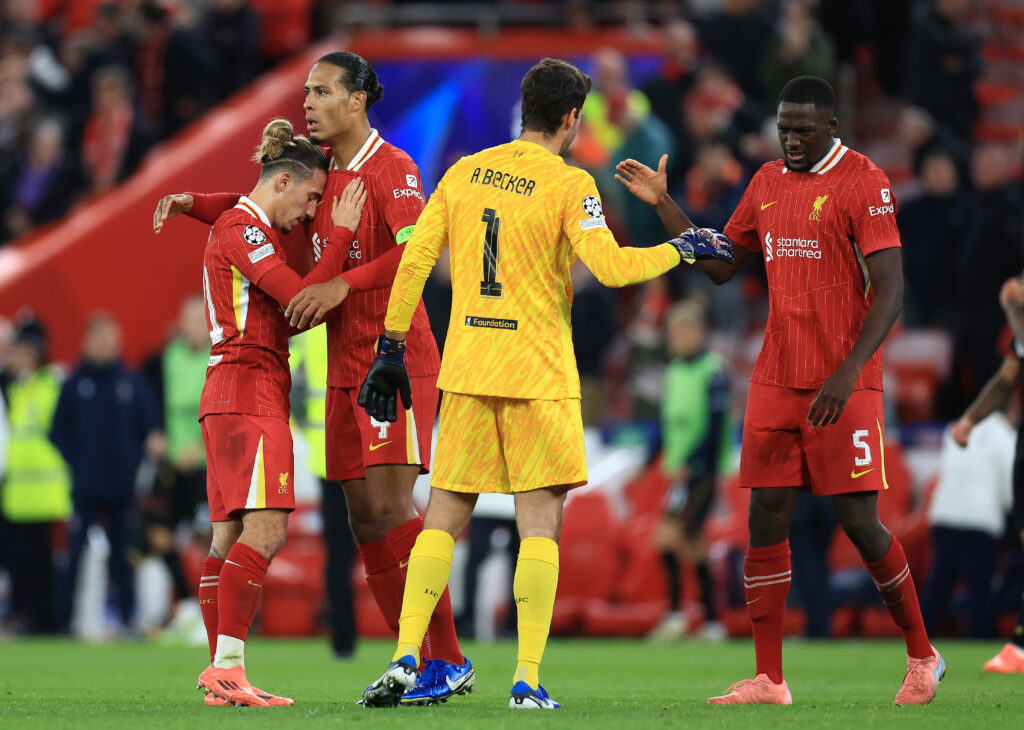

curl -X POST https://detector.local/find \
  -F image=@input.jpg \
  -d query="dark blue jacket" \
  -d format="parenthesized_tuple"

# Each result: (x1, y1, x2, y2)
(50, 359, 157, 499)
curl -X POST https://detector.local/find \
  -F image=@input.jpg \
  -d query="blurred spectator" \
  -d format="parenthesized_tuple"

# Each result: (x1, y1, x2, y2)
(898, 147, 977, 328)
(649, 299, 730, 642)
(679, 141, 746, 231)
(0, 117, 80, 243)
(136, 0, 216, 140)
(954, 146, 1024, 394)
(897, 105, 969, 180)
(580, 47, 674, 246)
(758, 0, 836, 109)
(622, 279, 671, 423)
(642, 19, 699, 188)
(91, 2, 138, 74)
(50, 313, 160, 633)
(570, 260, 617, 427)
(0, 45, 34, 157)
(788, 493, 837, 637)
(680, 62, 763, 170)
(696, 0, 772, 100)
(905, 0, 982, 140)
(290, 326, 357, 659)
(81, 65, 149, 194)
(206, 0, 262, 99)
(139, 294, 210, 639)
(0, 318, 69, 634)
(924, 414, 1015, 637)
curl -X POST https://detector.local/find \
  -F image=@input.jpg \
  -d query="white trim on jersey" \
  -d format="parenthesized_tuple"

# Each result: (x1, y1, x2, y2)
(245, 435, 266, 509)
(781, 137, 847, 175)
(347, 128, 384, 172)
(235, 195, 271, 225)
(203, 265, 224, 345)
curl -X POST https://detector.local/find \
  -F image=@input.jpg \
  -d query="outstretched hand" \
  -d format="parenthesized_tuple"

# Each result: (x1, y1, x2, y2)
(615, 154, 668, 206)
(152, 194, 193, 234)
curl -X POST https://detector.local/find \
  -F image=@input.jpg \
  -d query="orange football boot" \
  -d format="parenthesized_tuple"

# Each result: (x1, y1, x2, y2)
(894, 646, 945, 706)
(249, 686, 295, 706)
(197, 665, 269, 707)
(204, 694, 231, 706)
(707, 674, 793, 705)
(983, 643, 1024, 674)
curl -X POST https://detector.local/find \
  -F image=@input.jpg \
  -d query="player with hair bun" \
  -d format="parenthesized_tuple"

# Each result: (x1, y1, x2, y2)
(167, 118, 366, 707)
(154, 52, 471, 706)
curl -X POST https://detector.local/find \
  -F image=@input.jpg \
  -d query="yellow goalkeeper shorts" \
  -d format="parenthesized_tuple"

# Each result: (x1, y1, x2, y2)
(432, 392, 588, 494)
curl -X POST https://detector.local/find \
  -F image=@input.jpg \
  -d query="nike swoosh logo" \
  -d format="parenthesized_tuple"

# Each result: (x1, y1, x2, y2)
(746, 596, 763, 606)
(369, 441, 392, 451)
(850, 468, 875, 479)
(760, 201, 777, 210)
(248, 580, 262, 588)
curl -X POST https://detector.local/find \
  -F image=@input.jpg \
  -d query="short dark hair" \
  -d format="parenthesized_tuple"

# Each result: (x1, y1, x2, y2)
(317, 51, 384, 109)
(778, 76, 835, 111)
(520, 58, 592, 135)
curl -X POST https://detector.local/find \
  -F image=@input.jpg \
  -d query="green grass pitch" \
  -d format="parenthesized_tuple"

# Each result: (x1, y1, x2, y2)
(1, 638, 1021, 728)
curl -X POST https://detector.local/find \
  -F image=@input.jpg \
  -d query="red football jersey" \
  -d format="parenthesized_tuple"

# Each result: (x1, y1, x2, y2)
(311, 129, 441, 388)
(199, 198, 292, 420)
(724, 140, 901, 390)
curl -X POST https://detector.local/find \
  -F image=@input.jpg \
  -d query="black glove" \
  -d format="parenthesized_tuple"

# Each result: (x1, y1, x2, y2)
(357, 334, 412, 423)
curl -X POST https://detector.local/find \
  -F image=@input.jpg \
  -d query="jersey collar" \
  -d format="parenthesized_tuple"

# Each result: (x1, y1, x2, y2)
(329, 128, 385, 172)
(782, 137, 847, 175)
(235, 195, 271, 225)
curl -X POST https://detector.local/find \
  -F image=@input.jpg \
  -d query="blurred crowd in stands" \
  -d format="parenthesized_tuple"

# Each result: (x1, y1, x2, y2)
(0, 0, 1022, 642)
(0, 0, 288, 245)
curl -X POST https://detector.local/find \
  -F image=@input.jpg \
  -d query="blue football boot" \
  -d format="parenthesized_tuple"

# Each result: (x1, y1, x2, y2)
(360, 654, 418, 708)
(400, 657, 476, 705)
(509, 681, 560, 709)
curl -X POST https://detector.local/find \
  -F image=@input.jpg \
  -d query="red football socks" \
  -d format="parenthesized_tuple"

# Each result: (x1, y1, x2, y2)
(198, 556, 224, 661)
(744, 541, 791, 684)
(388, 517, 463, 664)
(358, 539, 404, 634)
(217, 542, 269, 641)
(866, 536, 932, 659)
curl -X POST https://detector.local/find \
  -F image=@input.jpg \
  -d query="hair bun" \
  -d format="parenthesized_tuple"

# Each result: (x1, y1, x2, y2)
(253, 118, 295, 163)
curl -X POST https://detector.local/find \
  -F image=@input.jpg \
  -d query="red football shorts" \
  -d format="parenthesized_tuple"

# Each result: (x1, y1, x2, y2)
(201, 413, 295, 522)
(325, 374, 439, 482)
(739, 382, 889, 495)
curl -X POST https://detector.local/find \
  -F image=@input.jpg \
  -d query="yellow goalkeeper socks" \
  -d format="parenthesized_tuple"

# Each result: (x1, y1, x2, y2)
(512, 536, 560, 689)
(392, 529, 455, 663)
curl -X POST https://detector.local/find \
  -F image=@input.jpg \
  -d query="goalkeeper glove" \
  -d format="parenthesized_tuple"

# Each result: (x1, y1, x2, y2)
(669, 227, 735, 265)
(357, 334, 412, 423)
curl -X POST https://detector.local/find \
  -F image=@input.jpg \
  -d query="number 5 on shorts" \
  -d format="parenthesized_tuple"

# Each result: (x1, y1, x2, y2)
(853, 429, 872, 467)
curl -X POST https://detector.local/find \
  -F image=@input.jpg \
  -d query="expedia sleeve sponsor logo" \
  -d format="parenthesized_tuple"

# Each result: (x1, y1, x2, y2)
(464, 315, 518, 330)
(869, 203, 895, 217)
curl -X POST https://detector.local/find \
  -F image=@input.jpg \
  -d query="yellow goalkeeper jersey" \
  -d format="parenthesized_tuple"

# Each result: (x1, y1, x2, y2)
(385, 139, 681, 400)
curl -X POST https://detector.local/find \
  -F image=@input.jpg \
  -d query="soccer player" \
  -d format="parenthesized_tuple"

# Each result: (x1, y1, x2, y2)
(355, 57, 734, 710)
(615, 76, 945, 705)
(952, 273, 1024, 673)
(153, 52, 470, 704)
(183, 119, 366, 706)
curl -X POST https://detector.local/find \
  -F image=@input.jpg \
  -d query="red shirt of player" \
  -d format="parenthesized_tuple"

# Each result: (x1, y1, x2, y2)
(200, 199, 293, 420)
(724, 139, 901, 391)
(313, 129, 441, 388)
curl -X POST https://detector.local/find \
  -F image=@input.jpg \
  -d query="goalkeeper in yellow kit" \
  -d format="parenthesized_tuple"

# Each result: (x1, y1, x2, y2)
(357, 58, 734, 709)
